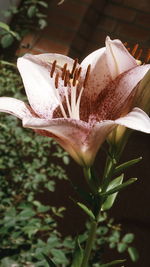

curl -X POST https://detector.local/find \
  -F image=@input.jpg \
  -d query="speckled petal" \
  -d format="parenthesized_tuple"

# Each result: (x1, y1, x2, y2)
(17, 54, 75, 119)
(0, 97, 33, 119)
(95, 64, 150, 120)
(22, 117, 115, 166)
(23, 117, 91, 165)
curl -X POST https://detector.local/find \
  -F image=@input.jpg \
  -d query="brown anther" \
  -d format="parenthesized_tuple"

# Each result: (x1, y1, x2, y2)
(145, 49, 150, 63)
(124, 42, 128, 47)
(76, 67, 82, 80)
(83, 65, 91, 87)
(72, 68, 78, 86)
(55, 72, 59, 89)
(131, 44, 139, 56)
(70, 58, 78, 77)
(64, 70, 70, 87)
(72, 67, 82, 86)
(50, 60, 57, 78)
(136, 48, 143, 60)
(62, 63, 67, 80)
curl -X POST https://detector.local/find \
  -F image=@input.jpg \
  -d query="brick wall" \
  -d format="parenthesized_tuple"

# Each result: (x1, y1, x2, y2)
(18, 0, 93, 55)
(18, 0, 150, 64)
(69, 0, 150, 61)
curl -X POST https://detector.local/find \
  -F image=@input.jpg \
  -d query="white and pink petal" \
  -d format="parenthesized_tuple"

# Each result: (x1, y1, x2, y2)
(80, 47, 112, 101)
(105, 36, 137, 79)
(0, 97, 33, 119)
(115, 108, 150, 133)
(95, 64, 150, 120)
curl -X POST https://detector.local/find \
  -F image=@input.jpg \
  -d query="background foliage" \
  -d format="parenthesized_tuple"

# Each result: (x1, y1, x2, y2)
(0, 64, 138, 267)
(0, 1, 138, 266)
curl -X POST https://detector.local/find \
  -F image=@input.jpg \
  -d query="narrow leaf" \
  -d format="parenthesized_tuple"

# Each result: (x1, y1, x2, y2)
(71, 238, 83, 267)
(102, 174, 124, 210)
(100, 259, 126, 266)
(42, 253, 57, 267)
(100, 178, 137, 197)
(77, 202, 95, 220)
(115, 157, 142, 174)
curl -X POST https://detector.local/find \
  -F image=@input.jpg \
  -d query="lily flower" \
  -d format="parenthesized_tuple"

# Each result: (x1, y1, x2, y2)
(0, 37, 150, 167)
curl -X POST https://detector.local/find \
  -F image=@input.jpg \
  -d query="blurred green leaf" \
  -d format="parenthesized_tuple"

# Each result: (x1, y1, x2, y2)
(128, 247, 139, 262)
(27, 5, 37, 18)
(117, 242, 127, 253)
(100, 259, 126, 266)
(122, 233, 134, 243)
(71, 238, 83, 267)
(1, 34, 14, 48)
(0, 21, 10, 31)
(42, 253, 57, 267)
(39, 18, 47, 29)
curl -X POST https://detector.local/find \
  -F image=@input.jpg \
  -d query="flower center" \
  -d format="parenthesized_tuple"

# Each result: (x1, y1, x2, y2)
(50, 59, 91, 120)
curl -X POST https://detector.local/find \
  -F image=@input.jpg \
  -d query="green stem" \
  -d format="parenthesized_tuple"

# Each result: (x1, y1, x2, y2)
(81, 219, 98, 267)
(81, 167, 102, 267)
(81, 154, 118, 267)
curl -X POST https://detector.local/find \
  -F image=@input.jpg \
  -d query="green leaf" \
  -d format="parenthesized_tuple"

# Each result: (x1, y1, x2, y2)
(102, 174, 124, 211)
(42, 253, 57, 267)
(100, 259, 126, 267)
(51, 249, 68, 264)
(62, 155, 70, 165)
(100, 178, 137, 198)
(38, 1, 48, 8)
(77, 202, 95, 220)
(117, 242, 127, 253)
(115, 157, 142, 174)
(122, 233, 134, 243)
(0, 21, 10, 31)
(39, 19, 47, 29)
(128, 247, 139, 262)
(109, 242, 116, 249)
(1, 34, 14, 48)
(71, 238, 83, 267)
(27, 5, 37, 18)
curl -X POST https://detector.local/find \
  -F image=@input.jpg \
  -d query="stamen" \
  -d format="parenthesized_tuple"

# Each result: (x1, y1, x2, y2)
(83, 64, 91, 87)
(145, 49, 150, 63)
(72, 67, 82, 86)
(124, 42, 128, 47)
(64, 70, 70, 87)
(50, 60, 57, 78)
(136, 49, 143, 60)
(131, 44, 139, 56)
(72, 69, 78, 86)
(62, 63, 67, 80)
(55, 72, 59, 89)
(70, 58, 78, 78)
(76, 67, 82, 80)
